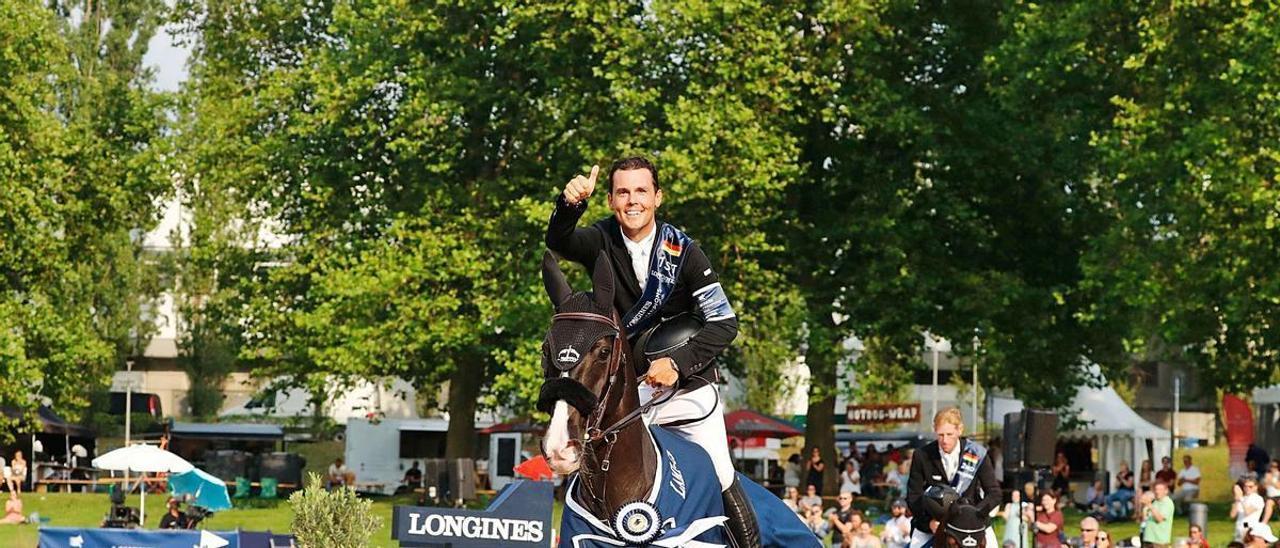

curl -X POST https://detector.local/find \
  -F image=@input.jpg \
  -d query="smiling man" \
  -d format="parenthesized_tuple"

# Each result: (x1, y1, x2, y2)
(545, 155, 753, 546)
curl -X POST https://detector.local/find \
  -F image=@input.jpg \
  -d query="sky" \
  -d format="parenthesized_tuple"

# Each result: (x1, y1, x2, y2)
(142, 20, 191, 92)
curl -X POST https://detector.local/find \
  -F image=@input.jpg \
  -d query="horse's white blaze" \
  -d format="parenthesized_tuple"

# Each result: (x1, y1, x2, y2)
(545, 400, 580, 474)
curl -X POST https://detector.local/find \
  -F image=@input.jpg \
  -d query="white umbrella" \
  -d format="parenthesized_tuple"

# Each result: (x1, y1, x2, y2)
(93, 444, 194, 525)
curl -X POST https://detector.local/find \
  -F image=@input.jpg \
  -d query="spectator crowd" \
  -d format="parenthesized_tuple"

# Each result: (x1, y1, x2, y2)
(775, 440, 1280, 547)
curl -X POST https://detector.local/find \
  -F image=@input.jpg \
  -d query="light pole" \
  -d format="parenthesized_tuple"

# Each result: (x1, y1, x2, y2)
(925, 334, 951, 420)
(1172, 373, 1182, 459)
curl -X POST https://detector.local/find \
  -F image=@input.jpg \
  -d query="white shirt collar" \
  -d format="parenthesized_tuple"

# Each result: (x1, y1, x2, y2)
(621, 224, 657, 290)
(941, 442, 961, 479)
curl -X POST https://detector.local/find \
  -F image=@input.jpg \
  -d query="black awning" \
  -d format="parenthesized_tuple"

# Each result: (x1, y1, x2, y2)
(169, 422, 285, 441)
(2, 405, 96, 438)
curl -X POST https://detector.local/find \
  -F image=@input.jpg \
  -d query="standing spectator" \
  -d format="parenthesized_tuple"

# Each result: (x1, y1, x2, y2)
(1232, 476, 1266, 541)
(828, 495, 860, 548)
(1173, 455, 1201, 513)
(1074, 516, 1102, 547)
(1247, 444, 1271, 480)
(785, 453, 802, 490)
(841, 460, 862, 495)
(1139, 481, 1174, 548)
(806, 446, 826, 495)
(882, 499, 911, 548)
(8, 452, 25, 494)
(1186, 524, 1210, 548)
(800, 483, 823, 514)
(1107, 461, 1136, 520)
(783, 485, 803, 515)
(1034, 491, 1065, 548)
(1000, 489, 1026, 548)
(803, 504, 829, 539)
(1139, 459, 1154, 493)
(1261, 460, 1279, 524)
(853, 521, 883, 548)
(1051, 452, 1071, 499)
(1155, 456, 1177, 488)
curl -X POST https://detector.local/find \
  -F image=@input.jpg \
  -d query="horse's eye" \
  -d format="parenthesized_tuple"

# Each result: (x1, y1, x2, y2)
(598, 346, 611, 358)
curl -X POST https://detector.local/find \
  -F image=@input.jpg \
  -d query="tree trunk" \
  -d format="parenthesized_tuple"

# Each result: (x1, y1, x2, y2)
(804, 323, 842, 495)
(445, 352, 487, 460)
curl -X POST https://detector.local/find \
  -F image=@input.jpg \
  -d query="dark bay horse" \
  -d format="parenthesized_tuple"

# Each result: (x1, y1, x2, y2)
(537, 251, 660, 521)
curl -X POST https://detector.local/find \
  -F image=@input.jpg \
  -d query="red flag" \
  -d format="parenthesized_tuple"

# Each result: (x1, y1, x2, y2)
(1223, 394, 1254, 478)
(514, 455, 554, 481)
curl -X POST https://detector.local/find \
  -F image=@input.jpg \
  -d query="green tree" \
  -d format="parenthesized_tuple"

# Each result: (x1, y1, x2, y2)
(1080, 3, 1280, 393)
(0, 0, 169, 434)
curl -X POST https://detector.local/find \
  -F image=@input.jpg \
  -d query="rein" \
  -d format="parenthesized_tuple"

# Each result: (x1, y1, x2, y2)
(545, 310, 720, 515)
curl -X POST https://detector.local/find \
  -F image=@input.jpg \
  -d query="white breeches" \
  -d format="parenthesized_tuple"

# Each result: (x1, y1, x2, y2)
(638, 383, 734, 491)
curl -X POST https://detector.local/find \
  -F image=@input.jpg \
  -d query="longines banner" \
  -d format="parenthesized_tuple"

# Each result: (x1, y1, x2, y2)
(846, 403, 921, 425)
(393, 480, 553, 547)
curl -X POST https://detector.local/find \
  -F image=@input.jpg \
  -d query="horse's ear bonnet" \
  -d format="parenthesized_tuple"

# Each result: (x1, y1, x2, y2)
(943, 504, 987, 547)
(540, 252, 620, 372)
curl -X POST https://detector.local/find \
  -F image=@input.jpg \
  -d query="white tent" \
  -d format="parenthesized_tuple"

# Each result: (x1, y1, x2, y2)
(1254, 385, 1280, 457)
(1064, 383, 1172, 476)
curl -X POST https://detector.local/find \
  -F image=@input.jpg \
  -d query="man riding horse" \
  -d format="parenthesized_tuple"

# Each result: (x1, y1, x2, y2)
(545, 156, 758, 547)
(907, 408, 1001, 547)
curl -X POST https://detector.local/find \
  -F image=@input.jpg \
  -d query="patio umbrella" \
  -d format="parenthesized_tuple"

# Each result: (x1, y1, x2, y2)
(92, 444, 194, 525)
(169, 467, 232, 511)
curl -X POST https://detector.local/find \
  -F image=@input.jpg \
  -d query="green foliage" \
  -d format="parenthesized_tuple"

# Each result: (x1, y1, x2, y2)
(289, 472, 381, 548)
(0, 0, 169, 438)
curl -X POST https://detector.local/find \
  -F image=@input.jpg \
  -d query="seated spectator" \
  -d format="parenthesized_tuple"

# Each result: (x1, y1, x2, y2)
(803, 504, 829, 539)
(1185, 524, 1210, 548)
(782, 485, 802, 515)
(800, 483, 823, 514)
(157, 498, 188, 530)
(840, 460, 862, 495)
(884, 460, 907, 500)
(827, 494, 860, 548)
(0, 491, 23, 525)
(1051, 452, 1071, 499)
(402, 461, 422, 488)
(1095, 529, 1112, 548)
(880, 499, 911, 548)
(1173, 455, 1201, 513)
(327, 457, 351, 489)
(7, 451, 25, 494)
(1080, 480, 1107, 517)
(1106, 461, 1136, 520)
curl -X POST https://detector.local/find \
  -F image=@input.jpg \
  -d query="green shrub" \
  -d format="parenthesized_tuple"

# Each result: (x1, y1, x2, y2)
(289, 472, 380, 548)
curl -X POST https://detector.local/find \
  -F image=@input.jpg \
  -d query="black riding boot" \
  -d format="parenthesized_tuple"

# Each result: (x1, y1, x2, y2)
(722, 478, 762, 548)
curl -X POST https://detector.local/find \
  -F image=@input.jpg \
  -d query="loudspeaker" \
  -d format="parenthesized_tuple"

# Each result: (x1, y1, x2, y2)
(1023, 409, 1059, 468)
(1003, 411, 1025, 470)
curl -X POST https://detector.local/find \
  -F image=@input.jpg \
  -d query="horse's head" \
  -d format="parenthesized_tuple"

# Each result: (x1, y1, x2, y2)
(536, 251, 630, 475)
(938, 502, 989, 548)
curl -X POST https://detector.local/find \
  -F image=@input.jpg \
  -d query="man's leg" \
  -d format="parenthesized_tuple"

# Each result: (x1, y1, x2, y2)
(645, 384, 760, 548)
